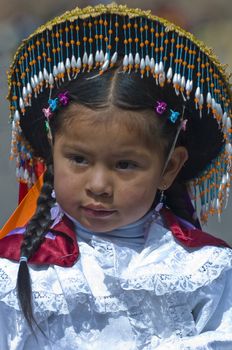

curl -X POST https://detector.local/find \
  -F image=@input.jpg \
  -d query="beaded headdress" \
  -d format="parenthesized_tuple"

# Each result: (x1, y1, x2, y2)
(7, 3, 232, 222)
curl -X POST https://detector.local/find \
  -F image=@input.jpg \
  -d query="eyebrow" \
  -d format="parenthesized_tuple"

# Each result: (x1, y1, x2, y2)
(62, 143, 150, 159)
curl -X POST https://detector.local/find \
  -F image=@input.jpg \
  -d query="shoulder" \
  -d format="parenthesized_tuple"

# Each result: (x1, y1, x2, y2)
(0, 215, 79, 267)
(120, 216, 232, 295)
(161, 207, 231, 249)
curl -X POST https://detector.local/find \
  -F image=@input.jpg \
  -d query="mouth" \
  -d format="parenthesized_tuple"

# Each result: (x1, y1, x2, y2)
(81, 205, 117, 218)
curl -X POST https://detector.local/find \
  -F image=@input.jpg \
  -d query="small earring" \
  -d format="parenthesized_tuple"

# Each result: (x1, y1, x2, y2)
(155, 185, 167, 212)
(159, 190, 165, 204)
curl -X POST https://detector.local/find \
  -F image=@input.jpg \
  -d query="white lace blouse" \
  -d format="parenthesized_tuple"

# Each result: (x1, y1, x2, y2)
(0, 213, 232, 350)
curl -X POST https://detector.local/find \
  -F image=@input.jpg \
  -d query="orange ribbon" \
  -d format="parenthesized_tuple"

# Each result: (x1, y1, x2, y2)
(0, 174, 44, 239)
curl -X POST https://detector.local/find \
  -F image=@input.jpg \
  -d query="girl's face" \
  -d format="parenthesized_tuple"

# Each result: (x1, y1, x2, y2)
(53, 106, 187, 232)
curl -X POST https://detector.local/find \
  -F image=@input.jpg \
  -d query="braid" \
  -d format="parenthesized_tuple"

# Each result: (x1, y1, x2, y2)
(17, 163, 55, 331)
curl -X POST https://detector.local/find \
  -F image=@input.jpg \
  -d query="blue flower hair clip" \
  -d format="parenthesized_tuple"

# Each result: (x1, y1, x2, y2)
(48, 97, 59, 112)
(169, 110, 180, 123)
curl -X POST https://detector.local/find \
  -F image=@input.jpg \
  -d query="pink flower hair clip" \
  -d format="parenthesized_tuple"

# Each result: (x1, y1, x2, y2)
(155, 101, 168, 115)
(58, 91, 70, 106)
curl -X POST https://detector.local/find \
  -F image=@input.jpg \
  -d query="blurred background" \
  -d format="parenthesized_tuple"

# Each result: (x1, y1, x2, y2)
(0, 0, 232, 243)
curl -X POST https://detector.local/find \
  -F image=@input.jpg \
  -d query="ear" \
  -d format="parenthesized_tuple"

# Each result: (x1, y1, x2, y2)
(158, 146, 188, 190)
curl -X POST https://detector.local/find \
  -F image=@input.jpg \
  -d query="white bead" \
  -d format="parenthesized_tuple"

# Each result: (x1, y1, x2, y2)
(16, 167, 20, 178)
(155, 63, 159, 74)
(99, 50, 104, 63)
(43, 68, 49, 81)
(223, 112, 228, 125)
(226, 117, 231, 130)
(38, 71, 43, 83)
(123, 54, 129, 67)
(60, 62, 65, 73)
(71, 55, 77, 68)
(53, 65, 58, 76)
(111, 52, 118, 64)
(145, 55, 150, 67)
(57, 62, 61, 73)
(211, 98, 216, 110)
(199, 93, 204, 106)
(83, 52, 88, 65)
(12, 120, 16, 131)
(135, 53, 140, 65)
(49, 73, 54, 85)
(140, 58, 145, 70)
(19, 97, 25, 110)
(27, 82, 32, 95)
(150, 57, 155, 70)
(222, 174, 227, 185)
(206, 92, 212, 104)
(181, 76, 186, 88)
(104, 52, 109, 62)
(22, 86, 27, 99)
(195, 86, 201, 100)
(225, 143, 232, 154)
(19, 166, 24, 179)
(159, 61, 164, 73)
(34, 74, 39, 86)
(88, 53, 94, 67)
(186, 79, 193, 92)
(95, 50, 100, 62)
(65, 58, 71, 69)
(14, 110, 20, 122)
(216, 103, 222, 117)
(102, 59, 109, 71)
(167, 67, 173, 81)
(24, 169, 29, 181)
(173, 73, 178, 84)
(129, 53, 134, 65)
(31, 77, 36, 88)
(77, 57, 82, 69)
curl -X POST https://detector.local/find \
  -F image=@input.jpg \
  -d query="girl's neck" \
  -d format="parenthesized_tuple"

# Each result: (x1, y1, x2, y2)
(64, 210, 156, 246)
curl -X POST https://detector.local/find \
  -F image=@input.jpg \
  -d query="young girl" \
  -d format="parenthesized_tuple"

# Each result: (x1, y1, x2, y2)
(0, 4, 232, 349)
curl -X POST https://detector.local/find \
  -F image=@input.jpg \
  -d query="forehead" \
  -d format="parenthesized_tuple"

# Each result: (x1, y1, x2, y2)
(57, 103, 162, 150)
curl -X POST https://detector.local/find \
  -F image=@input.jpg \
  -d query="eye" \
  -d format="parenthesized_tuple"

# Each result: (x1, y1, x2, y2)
(69, 155, 88, 165)
(116, 161, 138, 170)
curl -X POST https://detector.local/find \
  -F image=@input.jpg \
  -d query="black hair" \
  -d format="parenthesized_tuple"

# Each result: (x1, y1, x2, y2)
(17, 65, 223, 332)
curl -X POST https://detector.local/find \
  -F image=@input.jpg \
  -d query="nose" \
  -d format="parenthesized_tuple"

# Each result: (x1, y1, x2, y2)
(86, 165, 113, 198)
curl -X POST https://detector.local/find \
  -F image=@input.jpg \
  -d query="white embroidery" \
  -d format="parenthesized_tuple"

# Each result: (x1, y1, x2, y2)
(0, 222, 232, 349)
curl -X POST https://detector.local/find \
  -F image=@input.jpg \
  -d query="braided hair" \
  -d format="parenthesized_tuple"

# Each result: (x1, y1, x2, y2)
(17, 163, 55, 331)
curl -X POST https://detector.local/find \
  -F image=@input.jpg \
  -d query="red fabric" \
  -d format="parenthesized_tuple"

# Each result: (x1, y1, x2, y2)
(18, 183, 28, 205)
(0, 216, 79, 267)
(162, 208, 230, 248)
(0, 208, 230, 268)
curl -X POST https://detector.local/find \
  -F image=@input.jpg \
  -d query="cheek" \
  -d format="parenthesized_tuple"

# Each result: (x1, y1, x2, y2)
(53, 164, 76, 201)
(118, 174, 158, 207)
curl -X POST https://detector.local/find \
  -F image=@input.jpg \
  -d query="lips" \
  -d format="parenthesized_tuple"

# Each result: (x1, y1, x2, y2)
(81, 204, 117, 218)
